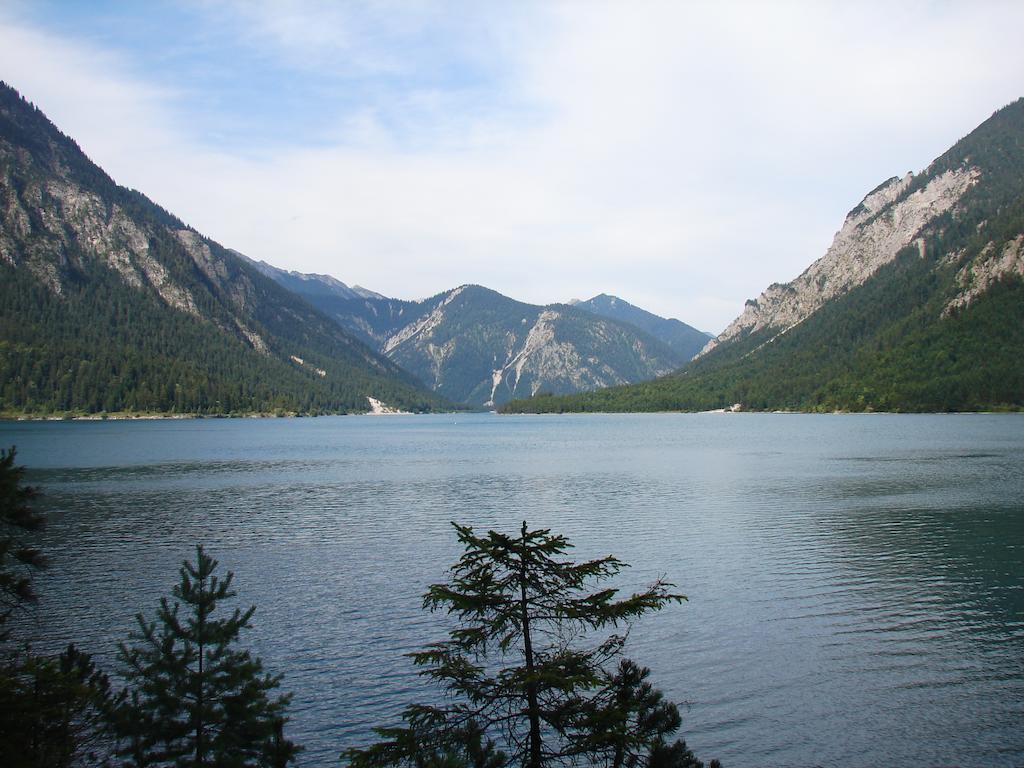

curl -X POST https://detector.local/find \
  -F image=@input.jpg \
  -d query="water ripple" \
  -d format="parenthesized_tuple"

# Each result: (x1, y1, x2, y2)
(2, 413, 1023, 767)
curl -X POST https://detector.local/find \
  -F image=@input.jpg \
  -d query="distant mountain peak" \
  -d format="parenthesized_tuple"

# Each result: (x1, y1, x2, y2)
(253, 273, 690, 406)
(235, 254, 385, 302)
(573, 294, 710, 360)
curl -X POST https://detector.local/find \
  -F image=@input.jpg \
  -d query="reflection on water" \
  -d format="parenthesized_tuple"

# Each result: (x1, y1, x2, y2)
(2, 413, 1023, 768)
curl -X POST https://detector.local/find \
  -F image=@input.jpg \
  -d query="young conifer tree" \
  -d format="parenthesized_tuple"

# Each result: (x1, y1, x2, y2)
(112, 546, 299, 767)
(0, 446, 46, 638)
(0, 448, 118, 766)
(346, 521, 714, 768)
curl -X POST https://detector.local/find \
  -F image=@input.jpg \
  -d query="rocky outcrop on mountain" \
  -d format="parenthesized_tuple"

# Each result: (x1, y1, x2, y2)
(261, 275, 686, 406)
(572, 294, 710, 359)
(363, 286, 684, 407)
(945, 234, 1024, 315)
(503, 96, 1024, 414)
(702, 166, 979, 355)
(0, 81, 449, 415)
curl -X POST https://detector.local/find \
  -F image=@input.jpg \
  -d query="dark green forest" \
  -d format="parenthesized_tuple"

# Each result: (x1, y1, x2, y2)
(0, 82, 452, 417)
(502, 98, 1024, 415)
(0, 263, 446, 416)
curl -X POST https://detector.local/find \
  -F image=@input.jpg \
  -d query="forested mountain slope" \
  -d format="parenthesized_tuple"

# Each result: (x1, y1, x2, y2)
(0, 82, 451, 415)
(503, 98, 1024, 413)
(572, 294, 711, 360)
(257, 279, 687, 407)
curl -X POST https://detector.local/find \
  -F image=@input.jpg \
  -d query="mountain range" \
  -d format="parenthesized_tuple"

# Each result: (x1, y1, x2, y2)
(243, 261, 705, 407)
(503, 97, 1024, 413)
(6, 76, 1020, 417)
(571, 294, 710, 359)
(0, 81, 706, 415)
(0, 82, 452, 415)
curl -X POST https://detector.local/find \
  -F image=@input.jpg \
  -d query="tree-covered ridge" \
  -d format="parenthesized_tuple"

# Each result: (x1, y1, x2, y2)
(572, 294, 711, 360)
(0, 81, 453, 416)
(261, 280, 689, 407)
(502, 98, 1024, 414)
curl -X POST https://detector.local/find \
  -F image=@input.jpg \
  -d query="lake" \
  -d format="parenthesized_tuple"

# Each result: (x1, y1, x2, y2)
(3, 413, 1023, 767)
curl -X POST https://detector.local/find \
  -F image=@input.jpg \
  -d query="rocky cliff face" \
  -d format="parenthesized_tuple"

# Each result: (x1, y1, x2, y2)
(502, 97, 1024, 414)
(572, 294, 711, 360)
(366, 286, 684, 407)
(945, 234, 1024, 315)
(0, 82, 448, 415)
(270, 279, 686, 406)
(702, 165, 979, 355)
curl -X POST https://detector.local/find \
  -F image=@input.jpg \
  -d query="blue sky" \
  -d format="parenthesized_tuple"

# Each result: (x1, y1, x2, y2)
(3, 1, 1024, 332)
(14, 1, 531, 151)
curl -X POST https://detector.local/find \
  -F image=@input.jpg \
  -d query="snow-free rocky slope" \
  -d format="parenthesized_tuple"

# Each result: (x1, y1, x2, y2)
(503, 97, 1024, 413)
(0, 82, 450, 415)
(260, 280, 687, 407)
(572, 294, 711, 360)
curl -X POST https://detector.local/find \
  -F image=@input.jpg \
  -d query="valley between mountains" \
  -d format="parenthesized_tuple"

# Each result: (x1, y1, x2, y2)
(2, 79, 1022, 416)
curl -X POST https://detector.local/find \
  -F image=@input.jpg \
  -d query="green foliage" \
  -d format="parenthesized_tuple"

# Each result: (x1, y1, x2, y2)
(573, 295, 710, 361)
(502, 98, 1024, 415)
(348, 718, 507, 768)
(345, 522, 713, 768)
(0, 449, 116, 766)
(0, 451, 300, 766)
(0, 644, 115, 768)
(0, 81, 451, 417)
(111, 546, 299, 767)
(520, 658, 721, 768)
(0, 446, 45, 638)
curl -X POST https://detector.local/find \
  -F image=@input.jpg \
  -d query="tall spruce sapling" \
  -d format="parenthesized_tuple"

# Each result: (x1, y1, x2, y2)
(112, 545, 299, 767)
(345, 521, 718, 768)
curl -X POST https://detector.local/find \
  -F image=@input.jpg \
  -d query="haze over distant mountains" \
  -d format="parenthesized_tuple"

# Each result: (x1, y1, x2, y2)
(246, 260, 707, 407)
(5, 75, 1020, 417)
(505, 97, 1024, 413)
(242, 256, 384, 302)
(0, 80, 709, 415)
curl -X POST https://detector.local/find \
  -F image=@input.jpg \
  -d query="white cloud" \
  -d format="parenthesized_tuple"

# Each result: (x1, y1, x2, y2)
(2, 2, 1024, 332)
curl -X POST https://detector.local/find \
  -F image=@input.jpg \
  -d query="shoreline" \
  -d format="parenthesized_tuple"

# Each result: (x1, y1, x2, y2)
(2, 408, 1021, 422)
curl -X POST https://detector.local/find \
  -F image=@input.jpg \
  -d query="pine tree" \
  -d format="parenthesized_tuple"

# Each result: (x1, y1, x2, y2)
(0, 446, 46, 638)
(112, 546, 299, 767)
(0, 450, 116, 766)
(0, 643, 115, 768)
(346, 521, 713, 768)
(576, 659, 720, 768)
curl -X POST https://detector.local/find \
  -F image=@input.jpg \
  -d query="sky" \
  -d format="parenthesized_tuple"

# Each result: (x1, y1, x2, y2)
(2, 1, 1023, 333)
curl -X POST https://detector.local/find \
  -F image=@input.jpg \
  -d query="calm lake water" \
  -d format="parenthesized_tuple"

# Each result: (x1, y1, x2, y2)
(3, 413, 1023, 767)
